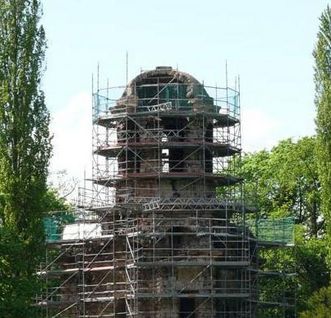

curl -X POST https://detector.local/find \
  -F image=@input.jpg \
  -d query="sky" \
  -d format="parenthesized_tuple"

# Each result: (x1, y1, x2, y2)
(41, 0, 330, 183)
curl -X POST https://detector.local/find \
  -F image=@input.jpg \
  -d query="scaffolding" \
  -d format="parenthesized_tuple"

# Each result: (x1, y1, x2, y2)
(37, 67, 295, 318)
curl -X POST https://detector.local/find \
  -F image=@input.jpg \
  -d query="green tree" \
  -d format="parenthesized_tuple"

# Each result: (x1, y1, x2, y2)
(300, 285, 331, 318)
(295, 231, 329, 310)
(0, 0, 50, 231)
(236, 137, 328, 315)
(314, 6, 331, 258)
(0, 0, 50, 316)
(241, 137, 322, 237)
(298, 6, 331, 317)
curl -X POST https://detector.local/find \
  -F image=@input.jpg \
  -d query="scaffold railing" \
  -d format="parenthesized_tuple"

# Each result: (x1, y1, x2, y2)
(93, 84, 240, 121)
(94, 129, 240, 149)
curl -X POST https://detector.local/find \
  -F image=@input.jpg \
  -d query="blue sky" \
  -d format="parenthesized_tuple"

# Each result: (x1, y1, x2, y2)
(41, 0, 330, 181)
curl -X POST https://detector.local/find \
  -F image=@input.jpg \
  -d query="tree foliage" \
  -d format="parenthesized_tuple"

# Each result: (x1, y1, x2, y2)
(314, 5, 331, 262)
(0, 0, 50, 232)
(300, 285, 331, 318)
(0, 0, 50, 316)
(298, 6, 331, 317)
(241, 137, 322, 237)
(238, 137, 328, 315)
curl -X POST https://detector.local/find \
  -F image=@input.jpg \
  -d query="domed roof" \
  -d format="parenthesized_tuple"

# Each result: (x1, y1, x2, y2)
(122, 66, 202, 98)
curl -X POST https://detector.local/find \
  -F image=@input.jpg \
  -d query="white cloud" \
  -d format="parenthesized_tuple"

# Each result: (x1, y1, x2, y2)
(241, 107, 280, 153)
(49, 92, 92, 182)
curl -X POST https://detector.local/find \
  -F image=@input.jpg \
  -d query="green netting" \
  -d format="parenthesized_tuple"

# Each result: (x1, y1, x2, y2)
(43, 218, 61, 242)
(247, 217, 294, 244)
(136, 83, 214, 109)
(43, 212, 76, 242)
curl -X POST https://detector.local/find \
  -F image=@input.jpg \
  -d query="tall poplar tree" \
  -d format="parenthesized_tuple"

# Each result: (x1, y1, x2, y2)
(314, 6, 331, 264)
(0, 0, 51, 316)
